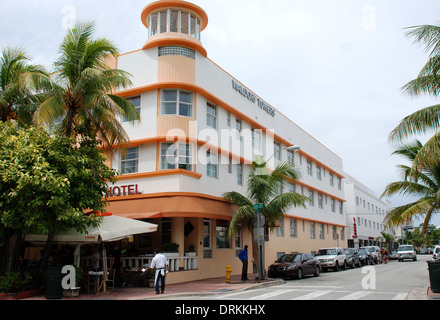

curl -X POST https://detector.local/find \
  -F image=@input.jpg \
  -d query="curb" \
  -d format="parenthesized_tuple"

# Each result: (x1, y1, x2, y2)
(146, 279, 285, 300)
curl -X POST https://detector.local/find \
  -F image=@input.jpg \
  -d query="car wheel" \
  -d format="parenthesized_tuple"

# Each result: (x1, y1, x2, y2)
(314, 266, 320, 277)
(297, 268, 303, 280)
(334, 262, 339, 272)
(358, 260, 362, 268)
(342, 261, 347, 270)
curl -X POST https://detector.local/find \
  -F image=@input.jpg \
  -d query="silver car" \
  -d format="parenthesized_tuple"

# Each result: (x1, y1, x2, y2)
(398, 245, 417, 262)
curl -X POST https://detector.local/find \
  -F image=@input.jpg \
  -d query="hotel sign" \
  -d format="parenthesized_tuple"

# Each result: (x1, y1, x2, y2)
(109, 184, 142, 197)
(232, 79, 276, 117)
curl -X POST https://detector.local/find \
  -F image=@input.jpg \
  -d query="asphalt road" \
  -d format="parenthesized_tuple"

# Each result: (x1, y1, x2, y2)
(175, 254, 431, 301)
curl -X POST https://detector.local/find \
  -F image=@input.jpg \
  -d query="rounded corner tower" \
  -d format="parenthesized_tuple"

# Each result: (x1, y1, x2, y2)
(141, 0, 209, 57)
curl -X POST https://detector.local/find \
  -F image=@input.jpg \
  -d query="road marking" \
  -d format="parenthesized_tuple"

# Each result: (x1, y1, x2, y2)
(392, 292, 408, 300)
(338, 291, 373, 300)
(248, 289, 294, 300)
(291, 290, 334, 300)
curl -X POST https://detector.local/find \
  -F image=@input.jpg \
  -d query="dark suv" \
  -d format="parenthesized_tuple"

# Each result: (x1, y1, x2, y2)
(344, 248, 361, 268)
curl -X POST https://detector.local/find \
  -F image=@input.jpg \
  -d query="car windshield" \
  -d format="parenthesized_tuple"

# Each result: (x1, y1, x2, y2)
(358, 249, 367, 254)
(317, 249, 337, 256)
(277, 254, 301, 263)
(363, 247, 374, 253)
(398, 246, 413, 252)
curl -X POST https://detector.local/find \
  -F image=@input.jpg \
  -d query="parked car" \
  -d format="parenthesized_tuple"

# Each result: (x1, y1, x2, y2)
(397, 245, 417, 262)
(389, 250, 399, 260)
(358, 248, 374, 265)
(360, 246, 381, 264)
(316, 247, 347, 272)
(433, 246, 440, 261)
(268, 253, 320, 280)
(344, 248, 361, 268)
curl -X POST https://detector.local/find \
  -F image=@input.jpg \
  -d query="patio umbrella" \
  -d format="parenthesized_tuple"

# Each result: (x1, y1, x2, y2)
(25, 214, 158, 293)
(25, 214, 158, 244)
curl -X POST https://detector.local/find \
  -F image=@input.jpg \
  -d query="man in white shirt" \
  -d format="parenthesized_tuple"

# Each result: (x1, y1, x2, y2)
(146, 248, 169, 294)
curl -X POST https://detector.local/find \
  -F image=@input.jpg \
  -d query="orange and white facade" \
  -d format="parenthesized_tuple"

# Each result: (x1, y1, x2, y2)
(105, 0, 348, 284)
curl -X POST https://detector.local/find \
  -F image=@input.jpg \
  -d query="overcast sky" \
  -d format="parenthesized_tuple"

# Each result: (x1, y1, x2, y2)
(1, 0, 440, 226)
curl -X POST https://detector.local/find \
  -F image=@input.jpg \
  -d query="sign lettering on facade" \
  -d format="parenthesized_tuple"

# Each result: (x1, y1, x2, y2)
(232, 79, 276, 117)
(109, 184, 142, 197)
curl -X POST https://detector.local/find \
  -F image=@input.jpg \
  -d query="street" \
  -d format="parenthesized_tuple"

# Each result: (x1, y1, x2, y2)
(173, 254, 431, 300)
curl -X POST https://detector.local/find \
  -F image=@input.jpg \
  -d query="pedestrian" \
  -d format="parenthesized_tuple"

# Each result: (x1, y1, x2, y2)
(146, 248, 169, 294)
(238, 245, 249, 281)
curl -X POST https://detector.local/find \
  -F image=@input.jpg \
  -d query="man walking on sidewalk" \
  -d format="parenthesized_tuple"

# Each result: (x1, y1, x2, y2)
(146, 248, 169, 294)
(238, 245, 249, 281)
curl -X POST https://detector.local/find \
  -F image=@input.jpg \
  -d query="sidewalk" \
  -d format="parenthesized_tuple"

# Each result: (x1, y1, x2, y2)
(23, 273, 284, 300)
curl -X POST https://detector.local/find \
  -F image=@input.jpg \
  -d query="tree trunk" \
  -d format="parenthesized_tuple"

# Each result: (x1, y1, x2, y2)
(32, 231, 55, 289)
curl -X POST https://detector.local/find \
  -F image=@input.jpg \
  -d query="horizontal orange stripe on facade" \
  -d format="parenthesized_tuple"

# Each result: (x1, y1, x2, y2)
(114, 82, 345, 179)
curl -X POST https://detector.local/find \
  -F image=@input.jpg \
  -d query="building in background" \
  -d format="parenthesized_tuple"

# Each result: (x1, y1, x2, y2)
(344, 174, 399, 249)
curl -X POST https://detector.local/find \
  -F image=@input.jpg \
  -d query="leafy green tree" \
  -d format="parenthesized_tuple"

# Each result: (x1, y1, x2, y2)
(33, 21, 139, 147)
(0, 47, 47, 125)
(223, 158, 309, 240)
(0, 122, 117, 286)
(381, 140, 440, 236)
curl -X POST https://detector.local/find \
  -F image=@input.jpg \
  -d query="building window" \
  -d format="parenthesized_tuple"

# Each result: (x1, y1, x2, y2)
(149, 10, 201, 40)
(252, 128, 262, 153)
(235, 119, 242, 139)
(158, 46, 195, 59)
(308, 190, 314, 207)
(338, 178, 342, 190)
(340, 227, 345, 241)
(339, 201, 344, 214)
(290, 219, 297, 238)
(206, 102, 217, 128)
(331, 198, 336, 212)
(203, 219, 212, 258)
(123, 96, 141, 123)
(121, 147, 139, 174)
(316, 166, 322, 180)
(235, 227, 242, 249)
(319, 223, 325, 239)
(274, 141, 282, 160)
(289, 183, 296, 193)
(310, 222, 316, 239)
(206, 151, 218, 178)
(161, 89, 193, 117)
(318, 193, 324, 209)
(307, 160, 313, 176)
(237, 163, 243, 186)
(332, 226, 337, 240)
(276, 218, 284, 237)
(287, 150, 295, 165)
(227, 112, 231, 127)
(160, 142, 193, 171)
(330, 173, 334, 187)
(216, 220, 230, 249)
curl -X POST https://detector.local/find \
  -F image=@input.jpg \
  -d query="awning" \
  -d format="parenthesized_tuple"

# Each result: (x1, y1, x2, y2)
(25, 215, 158, 244)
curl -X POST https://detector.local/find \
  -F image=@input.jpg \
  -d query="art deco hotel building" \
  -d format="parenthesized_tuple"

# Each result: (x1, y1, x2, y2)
(105, 0, 347, 284)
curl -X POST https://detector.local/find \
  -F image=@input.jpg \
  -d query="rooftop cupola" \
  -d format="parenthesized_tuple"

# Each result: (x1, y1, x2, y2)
(141, 0, 209, 56)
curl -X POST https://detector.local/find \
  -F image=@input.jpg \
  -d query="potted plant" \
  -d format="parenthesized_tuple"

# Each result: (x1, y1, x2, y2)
(185, 244, 196, 257)
(161, 242, 179, 257)
(148, 268, 156, 288)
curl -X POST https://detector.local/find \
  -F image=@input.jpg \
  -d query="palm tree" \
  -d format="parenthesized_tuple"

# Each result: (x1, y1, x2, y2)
(0, 47, 47, 125)
(381, 140, 440, 236)
(223, 158, 309, 240)
(390, 24, 440, 170)
(33, 21, 139, 147)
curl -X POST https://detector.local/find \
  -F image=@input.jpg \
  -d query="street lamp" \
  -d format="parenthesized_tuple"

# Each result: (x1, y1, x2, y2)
(254, 145, 301, 281)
